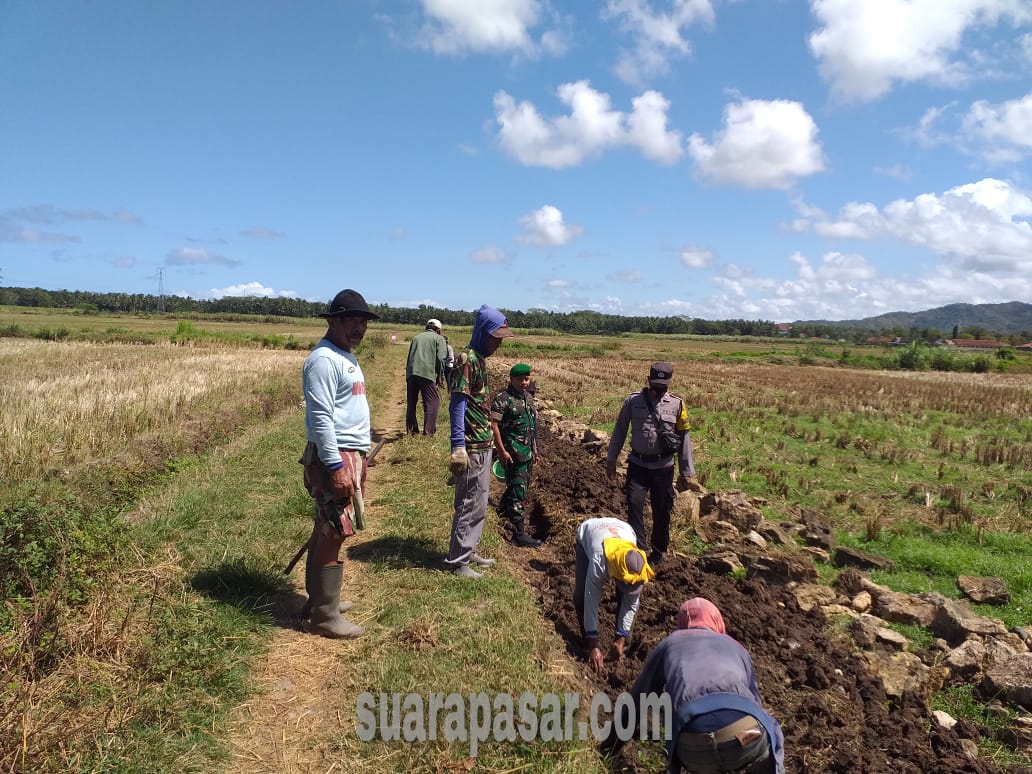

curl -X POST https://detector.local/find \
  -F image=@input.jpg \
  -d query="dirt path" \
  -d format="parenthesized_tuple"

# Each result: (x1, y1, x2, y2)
(223, 366, 408, 773)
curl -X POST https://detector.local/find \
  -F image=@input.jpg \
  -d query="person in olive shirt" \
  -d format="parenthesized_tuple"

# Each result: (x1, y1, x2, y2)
(443, 305, 514, 579)
(405, 318, 447, 436)
(490, 363, 542, 548)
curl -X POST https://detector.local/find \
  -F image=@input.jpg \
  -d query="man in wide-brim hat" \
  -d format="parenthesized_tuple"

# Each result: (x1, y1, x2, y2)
(298, 289, 380, 638)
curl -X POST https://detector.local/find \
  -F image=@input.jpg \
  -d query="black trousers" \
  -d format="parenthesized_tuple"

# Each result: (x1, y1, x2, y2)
(625, 461, 675, 553)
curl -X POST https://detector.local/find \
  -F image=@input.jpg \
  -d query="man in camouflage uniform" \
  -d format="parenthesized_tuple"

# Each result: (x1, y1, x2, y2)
(490, 363, 542, 548)
(444, 305, 515, 579)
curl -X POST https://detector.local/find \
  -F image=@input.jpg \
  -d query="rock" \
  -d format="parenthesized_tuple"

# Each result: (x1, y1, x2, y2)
(698, 517, 740, 544)
(958, 739, 980, 759)
(800, 546, 831, 564)
(699, 491, 763, 531)
(745, 553, 818, 585)
(790, 583, 839, 612)
(673, 490, 701, 526)
(932, 710, 958, 730)
(956, 575, 1010, 605)
(871, 590, 937, 628)
(821, 603, 859, 620)
(982, 654, 1032, 709)
(833, 568, 868, 597)
(833, 546, 894, 571)
(698, 550, 744, 576)
(944, 639, 986, 681)
(929, 596, 1008, 645)
(742, 530, 767, 549)
(864, 650, 930, 699)
(757, 520, 797, 546)
(799, 507, 833, 550)
(998, 716, 1032, 749)
(851, 591, 872, 613)
(875, 627, 910, 651)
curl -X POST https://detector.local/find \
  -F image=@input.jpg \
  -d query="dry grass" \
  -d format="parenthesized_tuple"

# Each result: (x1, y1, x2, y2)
(0, 339, 304, 484)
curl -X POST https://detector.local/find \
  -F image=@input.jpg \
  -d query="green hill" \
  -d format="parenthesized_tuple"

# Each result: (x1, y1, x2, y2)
(798, 301, 1032, 336)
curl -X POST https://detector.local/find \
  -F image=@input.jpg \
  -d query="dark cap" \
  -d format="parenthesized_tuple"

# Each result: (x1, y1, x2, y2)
(318, 289, 380, 319)
(649, 361, 673, 385)
(624, 549, 645, 574)
(510, 363, 532, 377)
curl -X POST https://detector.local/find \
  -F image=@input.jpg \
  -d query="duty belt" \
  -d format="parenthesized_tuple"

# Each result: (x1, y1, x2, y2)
(630, 451, 673, 463)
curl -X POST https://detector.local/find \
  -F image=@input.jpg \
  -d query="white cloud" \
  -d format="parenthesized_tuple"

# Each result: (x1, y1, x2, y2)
(809, 0, 1032, 103)
(687, 98, 825, 189)
(470, 244, 508, 264)
(517, 205, 584, 246)
(796, 178, 1032, 272)
(603, 0, 715, 85)
(208, 281, 298, 298)
(417, 0, 564, 56)
(494, 81, 683, 168)
(703, 250, 1032, 322)
(165, 247, 241, 268)
(680, 246, 713, 268)
(960, 91, 1032, 162)
(240, 226, 285, 239)
(547, 278, 571, 288)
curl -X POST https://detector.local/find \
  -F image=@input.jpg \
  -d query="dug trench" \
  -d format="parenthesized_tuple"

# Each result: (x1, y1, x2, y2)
(495, 420, 1017, 774)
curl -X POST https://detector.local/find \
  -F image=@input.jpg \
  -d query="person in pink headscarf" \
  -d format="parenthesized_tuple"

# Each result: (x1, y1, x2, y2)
(605, 596, 784, 774)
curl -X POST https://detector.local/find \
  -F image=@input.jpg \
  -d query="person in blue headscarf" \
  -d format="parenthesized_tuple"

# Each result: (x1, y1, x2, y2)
(442, 305, 514, 579)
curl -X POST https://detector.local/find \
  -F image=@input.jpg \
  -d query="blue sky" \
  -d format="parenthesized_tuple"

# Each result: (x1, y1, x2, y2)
(2, 1, 1031, 322)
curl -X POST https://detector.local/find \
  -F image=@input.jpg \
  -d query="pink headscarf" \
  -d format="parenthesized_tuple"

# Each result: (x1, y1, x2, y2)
(677, 597, 726, 634)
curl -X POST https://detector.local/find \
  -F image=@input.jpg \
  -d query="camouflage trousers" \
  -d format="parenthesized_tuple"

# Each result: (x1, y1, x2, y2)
(300, 442, 367, 537)
(500, 457, 534, 530)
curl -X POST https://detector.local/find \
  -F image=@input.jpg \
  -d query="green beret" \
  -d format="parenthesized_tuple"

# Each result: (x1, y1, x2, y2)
(510, 363, 532, 377)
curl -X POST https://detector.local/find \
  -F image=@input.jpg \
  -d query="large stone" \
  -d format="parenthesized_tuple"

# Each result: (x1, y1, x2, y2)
(944, 638, 987, 681)
(851, 591, 872, 613)
(871, 590, 937, 628)
(790, 583, 839, 612)
(757, 520, 798, 546)
(864, 650, 930, 699)
(982, 654, 1032, 709)
(697, 517, 740, 544)
(699, 490, 763, 531)
(833, 546, 894, 571)
(745, 553, 818, 585)
(957, 575, 1010, 605)
(799, 507, 833, 550)
(929, 596, 1008, 645)
(698, 550, 744, 576)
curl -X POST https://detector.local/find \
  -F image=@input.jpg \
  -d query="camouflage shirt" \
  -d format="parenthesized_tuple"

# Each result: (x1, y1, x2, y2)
(448, 347, 493, 451)
(490, 385, 537, 462)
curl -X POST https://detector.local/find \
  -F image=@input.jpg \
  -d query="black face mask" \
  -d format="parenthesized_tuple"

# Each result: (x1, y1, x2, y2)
(650, 385, 668, 395)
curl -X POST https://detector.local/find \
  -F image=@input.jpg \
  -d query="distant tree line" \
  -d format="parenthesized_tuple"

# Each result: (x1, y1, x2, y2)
(1, 285, 1028, 343)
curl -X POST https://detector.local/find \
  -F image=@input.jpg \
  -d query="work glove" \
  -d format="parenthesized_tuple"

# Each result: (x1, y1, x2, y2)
(449, 447, 470, 475)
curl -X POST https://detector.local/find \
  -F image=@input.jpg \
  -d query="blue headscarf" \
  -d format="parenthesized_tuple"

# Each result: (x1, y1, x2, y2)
(469, 304, 509, 357)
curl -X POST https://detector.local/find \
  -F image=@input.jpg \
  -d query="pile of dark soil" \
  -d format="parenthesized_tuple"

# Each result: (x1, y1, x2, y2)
(500, 424, 1018, 773)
